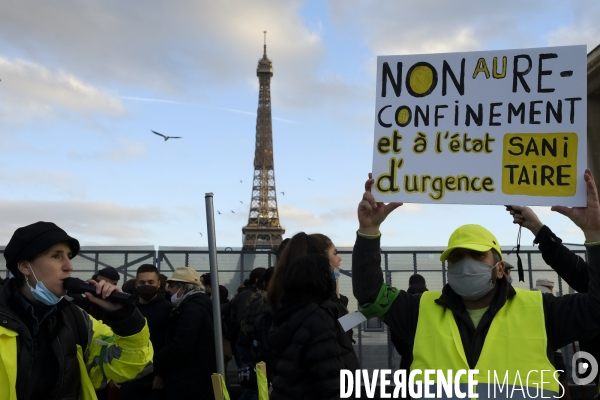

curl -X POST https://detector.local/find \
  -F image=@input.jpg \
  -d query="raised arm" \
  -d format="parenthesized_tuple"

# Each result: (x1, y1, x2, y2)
(543, 169, 600, 348)
(353, 173, 402, 304)
(352, 174, 421, 344)
(508, 206, 590, 293)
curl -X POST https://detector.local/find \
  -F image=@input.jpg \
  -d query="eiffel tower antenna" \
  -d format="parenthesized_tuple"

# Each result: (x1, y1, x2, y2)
(242, 33, 285, 251)
(263, 31, 267, 56)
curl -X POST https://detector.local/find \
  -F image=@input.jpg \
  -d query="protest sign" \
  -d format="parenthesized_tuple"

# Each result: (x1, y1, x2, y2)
(372, 45, 587, 206)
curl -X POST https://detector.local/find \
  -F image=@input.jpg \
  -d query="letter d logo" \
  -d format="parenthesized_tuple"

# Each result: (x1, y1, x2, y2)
(572, 351, 598, 385)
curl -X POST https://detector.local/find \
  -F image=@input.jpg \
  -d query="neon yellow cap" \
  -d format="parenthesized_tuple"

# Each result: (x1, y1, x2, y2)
(440, 224, 502, 261)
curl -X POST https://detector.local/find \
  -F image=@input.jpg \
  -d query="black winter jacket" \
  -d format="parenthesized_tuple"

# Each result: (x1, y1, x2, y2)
(535, 225, 590, 292)
(534, 225, 600, 378)
(352, 234, 600, 369)
(227, 285, 259, 346)
(269, 298, 360, 400)
(0, 278, 144, 400)
(120, 295, 173, 398)
(153, 290, 217, 400)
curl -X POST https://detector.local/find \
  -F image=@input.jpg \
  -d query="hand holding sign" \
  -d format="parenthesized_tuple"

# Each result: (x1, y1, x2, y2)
(358, 173, 403, 236)
(551, 169, 600, 242)
(507, 205, 544, 236)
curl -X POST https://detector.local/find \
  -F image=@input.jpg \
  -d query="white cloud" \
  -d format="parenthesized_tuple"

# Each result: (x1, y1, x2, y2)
(279, 205, 326, 228)
(398, 203, 422, 213)
(0, 167, 85, 198)
(0, 1, 361, 113)
(66, 138, 146, 161)
(546, 1, 600, 49)
(329, 1, 600, 57)
(104, 139, 146, 161)
(0, 200, 162, 245)
(0, 57, 124, 126)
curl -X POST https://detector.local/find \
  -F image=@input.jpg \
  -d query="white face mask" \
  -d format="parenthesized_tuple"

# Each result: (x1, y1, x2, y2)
(448, 258, 498, 301)
(171, 287, 184, 306)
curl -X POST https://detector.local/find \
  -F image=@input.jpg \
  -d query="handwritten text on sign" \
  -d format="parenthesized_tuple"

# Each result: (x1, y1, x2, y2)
(372, 46, 587, 206)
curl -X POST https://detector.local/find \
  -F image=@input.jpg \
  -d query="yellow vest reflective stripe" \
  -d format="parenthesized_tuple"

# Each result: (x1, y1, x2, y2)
(412, 289, 559, 399)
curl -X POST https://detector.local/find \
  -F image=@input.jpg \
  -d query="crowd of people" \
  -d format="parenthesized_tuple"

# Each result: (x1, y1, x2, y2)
(0, 168, 599, 400)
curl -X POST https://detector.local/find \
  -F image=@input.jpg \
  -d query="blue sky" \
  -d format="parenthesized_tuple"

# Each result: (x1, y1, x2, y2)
(0, 0, 599, 250)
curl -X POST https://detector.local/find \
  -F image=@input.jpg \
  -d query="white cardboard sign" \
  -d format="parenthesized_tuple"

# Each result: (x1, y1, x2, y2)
(372, 45, 587, 206)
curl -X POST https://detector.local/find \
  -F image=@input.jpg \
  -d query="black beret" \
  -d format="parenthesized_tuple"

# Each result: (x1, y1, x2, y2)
(4, 222, 80, 273)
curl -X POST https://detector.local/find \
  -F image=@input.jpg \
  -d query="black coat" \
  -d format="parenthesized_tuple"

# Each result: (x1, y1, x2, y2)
(153, 290, 217, 400)
(134, 295, 173, 356)
(269, 298, 360, 400)
(534, 225, 600, 381)
(0, 278, 144, 399)
(120, 295, 173, 399)
(227, 285, 257, 346)
(352, 233, 600, 369)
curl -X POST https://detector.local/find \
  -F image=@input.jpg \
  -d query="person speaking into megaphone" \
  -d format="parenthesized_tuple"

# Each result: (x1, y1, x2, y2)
(1, 221, 153, 399)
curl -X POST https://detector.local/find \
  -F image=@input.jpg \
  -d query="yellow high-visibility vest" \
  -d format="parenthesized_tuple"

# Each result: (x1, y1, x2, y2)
(411, 289, 559, 400)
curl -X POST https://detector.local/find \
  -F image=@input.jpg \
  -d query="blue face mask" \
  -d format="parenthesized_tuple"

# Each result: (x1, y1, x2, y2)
(332, 268, 341, 280)
(27, 263, 64, 306)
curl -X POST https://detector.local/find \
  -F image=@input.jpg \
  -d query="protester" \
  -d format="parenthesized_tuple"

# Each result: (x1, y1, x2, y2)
(226, 267, 266, 400)
(95, 266, 120, 286)
(153, 267, 217, 400)
(393, 273, 429, 379)
(120, 264, 174, 400)
(268, 232, 353, 342)
(158, 273, 168, 298)
(201, 272, 212, 296)
(269, 254, 360, 399)
(216, 284, 229, 303)
(227, 267, 266, 365)
(0, 221, 153, 399)
(353, 169, 600, 397)
(250, 267, 275, 372)
(122, 278, 137, 295)
(407, 273, 428, 294)
(504, 261, 515, 284)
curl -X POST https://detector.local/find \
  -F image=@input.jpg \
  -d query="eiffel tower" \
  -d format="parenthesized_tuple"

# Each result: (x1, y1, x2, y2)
(242, 32, 285, 251)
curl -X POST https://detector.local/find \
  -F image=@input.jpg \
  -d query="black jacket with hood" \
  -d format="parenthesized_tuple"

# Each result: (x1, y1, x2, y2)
(269, 292, 359, 400)
(352, 233, 600, 370)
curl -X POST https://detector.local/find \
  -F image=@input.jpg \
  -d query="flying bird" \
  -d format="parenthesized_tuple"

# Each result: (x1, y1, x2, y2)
(217, 211, 222, 215)
(307, 177, 313, 181)
(240, 180, 243, 183)
(239, 201, 243, 204)
(280, 192, 285, 196)
(231, 210, 235, 214)
(152, 130, 182, 141)
(198, 232, 203, 237)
